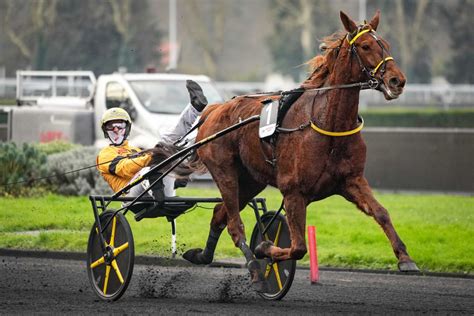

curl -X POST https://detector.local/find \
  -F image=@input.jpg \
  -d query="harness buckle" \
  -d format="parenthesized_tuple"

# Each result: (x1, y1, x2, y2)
(368, 78, 380, 89)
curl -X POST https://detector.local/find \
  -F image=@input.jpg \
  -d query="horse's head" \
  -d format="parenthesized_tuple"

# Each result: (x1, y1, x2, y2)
(340, 10, 406, 100)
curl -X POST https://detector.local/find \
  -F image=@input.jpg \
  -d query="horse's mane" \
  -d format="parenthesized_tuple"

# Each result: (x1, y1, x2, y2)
(301, 31, 346, 89)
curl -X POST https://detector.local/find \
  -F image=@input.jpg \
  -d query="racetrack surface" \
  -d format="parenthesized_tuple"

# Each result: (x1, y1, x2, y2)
(1, 255, 473, 314)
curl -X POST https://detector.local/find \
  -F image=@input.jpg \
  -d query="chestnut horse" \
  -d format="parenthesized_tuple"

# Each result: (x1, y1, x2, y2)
(183, 11, 419, 290)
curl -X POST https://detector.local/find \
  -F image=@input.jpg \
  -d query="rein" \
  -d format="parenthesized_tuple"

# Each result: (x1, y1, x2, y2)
(248, 80, 373, 138)
(243, 79, 378, 99)
(2, 152, 146, 187)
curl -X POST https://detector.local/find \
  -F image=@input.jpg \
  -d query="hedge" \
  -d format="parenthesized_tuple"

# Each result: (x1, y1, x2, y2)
(360, 109, 474, 128)
(0, 142, 48, 196)
(0, 142, 111, 197)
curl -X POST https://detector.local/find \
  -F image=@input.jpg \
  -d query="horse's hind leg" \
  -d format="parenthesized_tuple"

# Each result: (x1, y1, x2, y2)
(182, 202, 226, 265)
(342, 176, 419, 272)
(183, 174, 266, 265)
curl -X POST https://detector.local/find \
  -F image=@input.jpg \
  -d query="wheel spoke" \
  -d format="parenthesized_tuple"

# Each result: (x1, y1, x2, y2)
(90, 256, 105, 269)
(264, 220, 282, 244)
(113, 242, 129, 257)
(111, 259, 124, 284)
(264, 262, 272, 278)
(110, 216, 117, 247)
(273, 221, 282, 246)
(103, 264, 111, 294)
(264, 221, 283, 289)
(272, 263, 283, 290)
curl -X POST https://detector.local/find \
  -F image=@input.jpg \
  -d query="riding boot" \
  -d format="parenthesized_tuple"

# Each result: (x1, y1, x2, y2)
(186, 80, 208, 112)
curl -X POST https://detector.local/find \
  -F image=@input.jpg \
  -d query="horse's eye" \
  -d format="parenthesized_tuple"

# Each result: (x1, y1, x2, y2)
(361, 44, 370, 51)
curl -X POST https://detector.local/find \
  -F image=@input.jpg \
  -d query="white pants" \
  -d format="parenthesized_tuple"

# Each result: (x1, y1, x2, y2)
(160, 104, 200, 145)
(126, 104, 199, 200)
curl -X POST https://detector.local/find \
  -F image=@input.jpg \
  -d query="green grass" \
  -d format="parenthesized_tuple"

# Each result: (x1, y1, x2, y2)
(0, 188, 473, 274)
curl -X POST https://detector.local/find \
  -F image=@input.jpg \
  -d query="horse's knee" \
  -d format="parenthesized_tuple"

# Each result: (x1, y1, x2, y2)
(210, 203, 227, 227)
(290, 245, 307, 260)
(373, 208, 391, 226)
(227, 220, 245, 247)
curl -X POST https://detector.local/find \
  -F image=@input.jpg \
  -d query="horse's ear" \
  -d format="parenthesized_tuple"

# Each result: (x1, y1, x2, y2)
(340, 11, 357, 33)
(369, 10, 380, 31)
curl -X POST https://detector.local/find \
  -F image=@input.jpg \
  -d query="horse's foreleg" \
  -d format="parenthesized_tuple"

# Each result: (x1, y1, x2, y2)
(255, 193, 308, 261)
(342, 176, 419, 272)
(216, 190, 267, 291)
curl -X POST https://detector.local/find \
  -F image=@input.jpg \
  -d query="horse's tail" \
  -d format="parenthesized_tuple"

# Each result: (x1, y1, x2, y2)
(146, 141, 207, 180)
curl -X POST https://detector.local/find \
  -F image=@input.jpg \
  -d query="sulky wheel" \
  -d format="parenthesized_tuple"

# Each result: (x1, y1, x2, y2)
(87, 211, 134, 301)
(250, 211, 296, 300)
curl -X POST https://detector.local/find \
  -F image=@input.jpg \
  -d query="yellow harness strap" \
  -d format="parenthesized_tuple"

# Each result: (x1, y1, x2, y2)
(347, 28, 371, 45)
(310, 116, 364, 137)
(371, 57, 394, 76)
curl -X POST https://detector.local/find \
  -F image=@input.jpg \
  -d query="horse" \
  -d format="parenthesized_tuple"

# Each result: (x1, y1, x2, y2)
(182, 10, 419, 290)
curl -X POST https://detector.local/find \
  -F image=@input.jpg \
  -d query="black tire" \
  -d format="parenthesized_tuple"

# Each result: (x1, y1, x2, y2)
(87, 211, 134, 301)
(250, 211, 296, 300)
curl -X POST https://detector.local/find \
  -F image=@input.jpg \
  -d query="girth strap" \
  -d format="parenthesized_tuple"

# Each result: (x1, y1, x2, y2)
(310, 115, 364, 137)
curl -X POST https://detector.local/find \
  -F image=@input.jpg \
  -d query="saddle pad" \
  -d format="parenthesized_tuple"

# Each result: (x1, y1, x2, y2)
(277, 88, 305, 124)
(259, 99, 279, 138)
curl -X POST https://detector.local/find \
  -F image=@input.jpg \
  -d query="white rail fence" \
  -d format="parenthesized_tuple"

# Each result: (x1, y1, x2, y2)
(1, 77, 473, 108)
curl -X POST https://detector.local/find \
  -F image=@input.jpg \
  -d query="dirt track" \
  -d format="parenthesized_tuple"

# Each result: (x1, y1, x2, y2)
(1, 254, 473, 314)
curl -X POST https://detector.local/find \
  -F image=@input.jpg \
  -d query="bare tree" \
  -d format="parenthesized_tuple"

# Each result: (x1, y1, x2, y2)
(394, 0, 429, 73)
(3, 0, 58, 68)
(300, 0, 315, 62)
(108, 0, 135, 68)
(268, 0, 336, 79)
(181, 0, 229, 78)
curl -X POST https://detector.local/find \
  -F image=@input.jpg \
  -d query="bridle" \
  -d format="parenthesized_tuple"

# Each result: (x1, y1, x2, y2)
(347, 25, 394, 86)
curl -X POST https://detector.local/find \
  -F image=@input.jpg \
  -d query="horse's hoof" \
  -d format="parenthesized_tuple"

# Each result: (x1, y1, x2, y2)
(254, 240, 274, 259)
(247, 259, 268, 293)
(251, 280, 269, 293)
(182, 248, 212, 265)
(398, 261, 420, 273)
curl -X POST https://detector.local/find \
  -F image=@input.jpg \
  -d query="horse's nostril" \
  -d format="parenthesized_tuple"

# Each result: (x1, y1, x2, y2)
(389, 77, 401, 88)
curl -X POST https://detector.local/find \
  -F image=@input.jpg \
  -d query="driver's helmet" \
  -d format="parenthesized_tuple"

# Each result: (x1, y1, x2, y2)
(100, 107, 132, 145)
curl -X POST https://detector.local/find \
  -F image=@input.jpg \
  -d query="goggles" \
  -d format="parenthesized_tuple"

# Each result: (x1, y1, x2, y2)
(104, 121, 127, 131)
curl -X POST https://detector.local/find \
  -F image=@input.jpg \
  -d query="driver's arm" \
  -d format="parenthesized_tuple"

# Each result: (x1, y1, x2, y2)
(97, 147, 152, 180)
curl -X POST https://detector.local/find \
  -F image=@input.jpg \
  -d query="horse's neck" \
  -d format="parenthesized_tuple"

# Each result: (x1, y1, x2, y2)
(314, 60, 360, 131)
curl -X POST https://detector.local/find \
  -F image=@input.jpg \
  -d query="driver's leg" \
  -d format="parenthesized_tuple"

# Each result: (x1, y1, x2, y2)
(160, 80, 208, 144)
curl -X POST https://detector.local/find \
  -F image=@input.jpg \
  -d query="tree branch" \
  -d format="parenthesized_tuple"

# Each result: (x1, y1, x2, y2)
(108, 0, 132, 42)
(4, 1, 32, 58)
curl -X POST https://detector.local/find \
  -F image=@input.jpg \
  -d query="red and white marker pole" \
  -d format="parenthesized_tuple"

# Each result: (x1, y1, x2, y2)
(307, 225, 319, 283)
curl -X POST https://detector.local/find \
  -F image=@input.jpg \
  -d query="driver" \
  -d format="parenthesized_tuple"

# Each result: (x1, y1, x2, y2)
(96, 80, 208, 208)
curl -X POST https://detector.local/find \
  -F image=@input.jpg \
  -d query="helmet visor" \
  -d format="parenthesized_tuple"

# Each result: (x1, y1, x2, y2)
(104, 121, 127, 131)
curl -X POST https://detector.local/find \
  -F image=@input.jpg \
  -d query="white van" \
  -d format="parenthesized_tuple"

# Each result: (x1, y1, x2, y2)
(8, 71, 224, 148)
